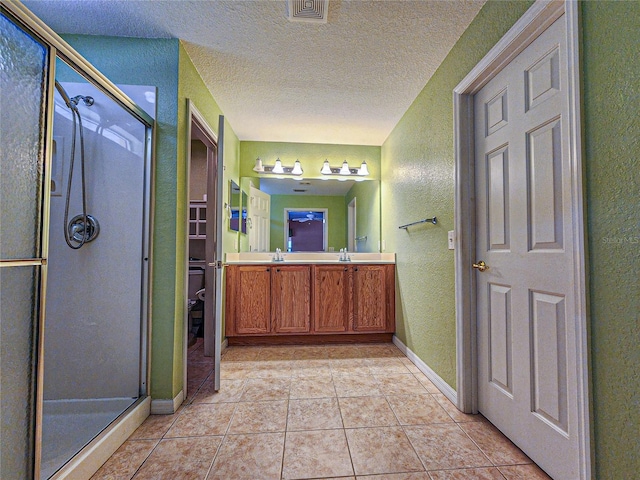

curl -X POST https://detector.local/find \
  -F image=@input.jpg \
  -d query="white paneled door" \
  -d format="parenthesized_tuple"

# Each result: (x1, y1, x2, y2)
(248, 184, 270, 252)
(474, 15, 580, 479)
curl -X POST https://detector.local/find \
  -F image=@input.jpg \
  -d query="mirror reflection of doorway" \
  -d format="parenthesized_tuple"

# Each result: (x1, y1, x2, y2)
(285, 209, 328, 251)
(347, 197, 356, 252)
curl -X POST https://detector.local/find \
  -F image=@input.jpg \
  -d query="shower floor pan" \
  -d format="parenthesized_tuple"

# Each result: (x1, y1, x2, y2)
(41, 397, 136, 479)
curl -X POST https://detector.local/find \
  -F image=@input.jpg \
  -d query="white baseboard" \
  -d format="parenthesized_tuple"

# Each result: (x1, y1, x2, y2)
(150, 390, 184, 415)
(392, 335, 458, 406)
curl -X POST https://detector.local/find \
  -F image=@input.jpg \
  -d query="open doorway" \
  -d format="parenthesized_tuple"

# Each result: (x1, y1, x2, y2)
(285, 208, 328, 251)
(184, 103, 222, 402)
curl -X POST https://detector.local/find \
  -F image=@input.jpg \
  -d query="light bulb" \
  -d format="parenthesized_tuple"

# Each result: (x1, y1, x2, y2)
(321, 160, 332, 175)
(358, 161, 369, 176)
(272, 158, 284, 174)
(253, 157, 264, 173)
(339, 161, 351, 175)
(291, 160, 303, 176)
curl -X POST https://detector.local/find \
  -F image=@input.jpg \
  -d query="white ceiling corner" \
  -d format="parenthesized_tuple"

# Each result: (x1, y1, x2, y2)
(22, 0, 486, 146)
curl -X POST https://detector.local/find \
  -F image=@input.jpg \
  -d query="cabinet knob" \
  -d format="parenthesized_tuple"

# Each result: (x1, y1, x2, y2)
(276, 268, 280, 272)
(266, 268, 270, 272)
(344, 267, 348, 271)
(354, 267, 359, 272)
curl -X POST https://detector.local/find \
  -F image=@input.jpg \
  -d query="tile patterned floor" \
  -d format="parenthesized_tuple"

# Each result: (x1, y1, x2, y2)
(92, 342, 552, 480)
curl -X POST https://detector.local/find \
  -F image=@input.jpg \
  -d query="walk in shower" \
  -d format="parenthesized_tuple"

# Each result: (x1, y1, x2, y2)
(1, 5, 153, 479)
(40, 62, 152, 479)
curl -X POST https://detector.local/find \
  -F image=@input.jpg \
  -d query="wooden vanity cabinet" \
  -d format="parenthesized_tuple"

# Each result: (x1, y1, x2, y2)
(225, 264, 312, 336)
(313, 265, 351, 333)
(352, 264, 395, 333)
(227, 265, 272, 335)
(225, 263, 395, 343)
(272, 265, 311, 334)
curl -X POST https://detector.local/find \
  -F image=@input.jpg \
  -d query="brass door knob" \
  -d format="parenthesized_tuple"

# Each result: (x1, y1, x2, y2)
(472, 261, 488, 272)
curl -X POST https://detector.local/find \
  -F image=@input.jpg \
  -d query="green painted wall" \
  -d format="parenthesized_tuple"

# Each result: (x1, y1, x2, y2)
(381, 1, 533, 389)
(62, 35, 181, 401)
(239, 141, 381, 180)
(382, 1, 640, 477)
(581, 2, 640, 478)
(269, 195, 347, 251)
(346, 180, 380, 253)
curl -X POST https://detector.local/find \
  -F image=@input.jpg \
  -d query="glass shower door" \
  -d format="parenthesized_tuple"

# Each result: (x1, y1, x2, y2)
(40, 60, 150, 479)
(0, 11, 49, 480)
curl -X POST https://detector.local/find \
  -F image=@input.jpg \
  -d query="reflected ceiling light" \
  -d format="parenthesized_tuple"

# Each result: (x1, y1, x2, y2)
(320, 159, 369, 177)
(253, 157, 304, 177)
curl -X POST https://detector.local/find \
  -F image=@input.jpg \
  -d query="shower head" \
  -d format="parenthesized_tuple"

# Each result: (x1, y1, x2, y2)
(54, 81, 94, 109)
(70, 95, 94, 107)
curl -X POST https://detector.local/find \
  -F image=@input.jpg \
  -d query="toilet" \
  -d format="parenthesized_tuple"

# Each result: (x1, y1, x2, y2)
(188, 267, 205, 301)
(188, 268, 205, 346)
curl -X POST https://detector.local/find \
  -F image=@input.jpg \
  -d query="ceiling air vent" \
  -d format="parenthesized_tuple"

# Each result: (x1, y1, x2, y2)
(286, 0, 328, 23)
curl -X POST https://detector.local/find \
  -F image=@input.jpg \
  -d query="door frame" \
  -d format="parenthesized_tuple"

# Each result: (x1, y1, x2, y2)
(453, 1, 591, 478)
(183, 101, 221, 394)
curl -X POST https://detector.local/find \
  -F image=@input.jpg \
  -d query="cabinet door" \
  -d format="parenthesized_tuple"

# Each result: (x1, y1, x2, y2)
(272, 265, 311, 333)
(235, 265, 271, 334)
(313, 265, 350, 333)
(353, 265, 394, 332)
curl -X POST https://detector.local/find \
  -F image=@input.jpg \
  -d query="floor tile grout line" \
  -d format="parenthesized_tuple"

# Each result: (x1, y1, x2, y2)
(450, 422, 495, 468)
(457, 422, 535, 468)
(340, 425, 357, 478)
(279, 396, 289, 480)
(126, 439, 159, 480)
(204, 361, 241, 479)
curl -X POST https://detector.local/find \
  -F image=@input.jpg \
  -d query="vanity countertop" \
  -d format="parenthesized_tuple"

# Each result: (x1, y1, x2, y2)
(225, 252, 395, 264)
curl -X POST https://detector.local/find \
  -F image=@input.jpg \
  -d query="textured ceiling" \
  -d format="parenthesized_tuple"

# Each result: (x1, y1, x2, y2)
(22, 0, 485, 145)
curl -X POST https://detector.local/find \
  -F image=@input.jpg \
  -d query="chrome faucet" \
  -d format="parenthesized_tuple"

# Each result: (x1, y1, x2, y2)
(339, 248, 351, 261)
(273, 248, 284, 262)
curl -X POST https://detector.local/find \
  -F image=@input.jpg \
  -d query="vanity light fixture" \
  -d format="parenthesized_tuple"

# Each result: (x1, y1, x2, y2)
(253, 157, 304, 177)
(320, 159, 369, 177)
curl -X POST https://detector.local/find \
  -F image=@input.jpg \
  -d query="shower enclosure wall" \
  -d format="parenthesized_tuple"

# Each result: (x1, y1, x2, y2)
(0, 4, 153, 479)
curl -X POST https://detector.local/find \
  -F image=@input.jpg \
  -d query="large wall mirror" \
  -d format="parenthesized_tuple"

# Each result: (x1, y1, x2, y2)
(241, 177, 380, 253)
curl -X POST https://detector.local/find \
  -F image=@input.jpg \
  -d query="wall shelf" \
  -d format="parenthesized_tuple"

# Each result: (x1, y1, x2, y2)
(189, 202, 207, 238)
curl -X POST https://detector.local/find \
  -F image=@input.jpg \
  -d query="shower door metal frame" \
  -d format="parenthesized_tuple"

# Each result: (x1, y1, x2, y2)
(1, 1, 155, 478)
